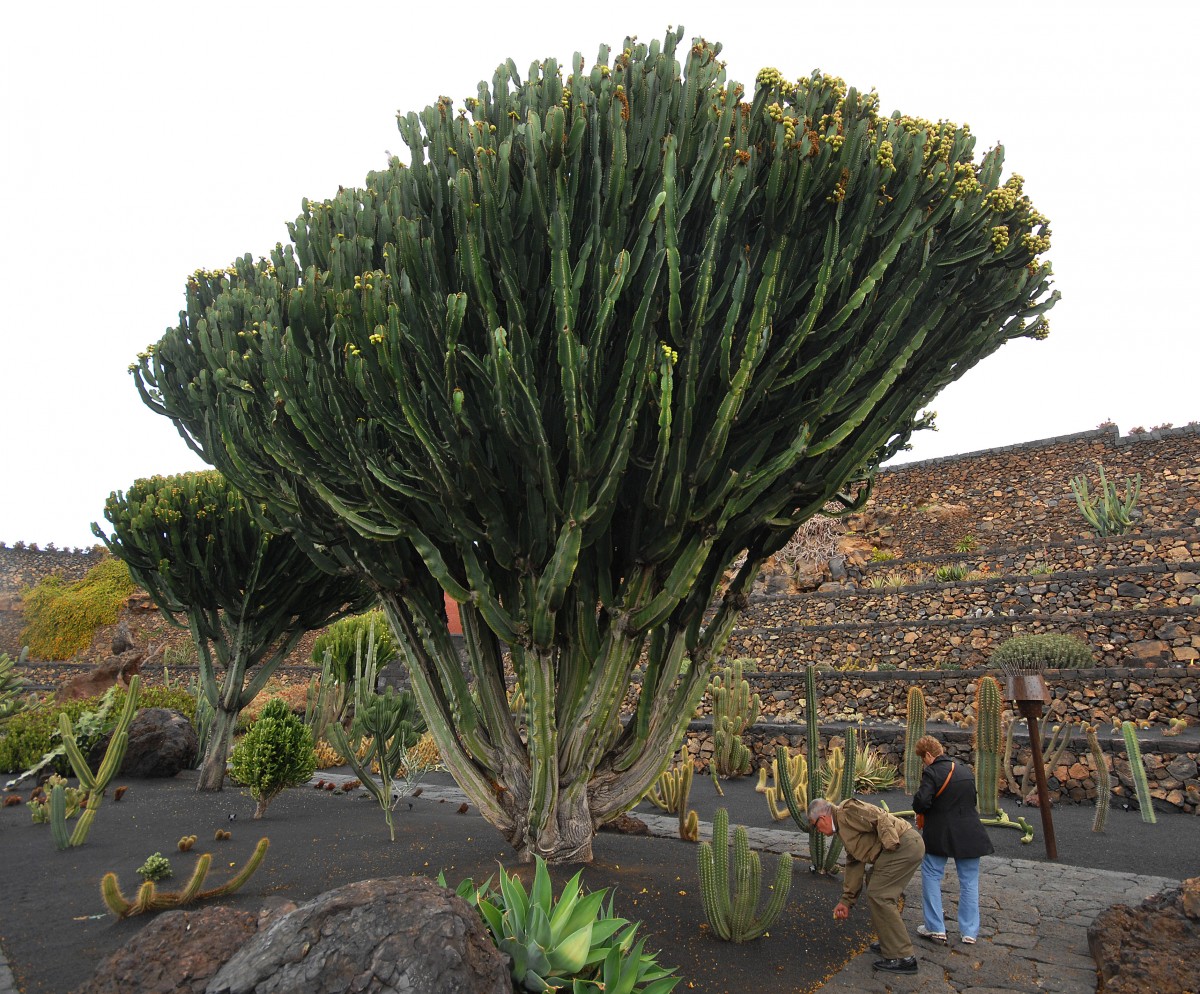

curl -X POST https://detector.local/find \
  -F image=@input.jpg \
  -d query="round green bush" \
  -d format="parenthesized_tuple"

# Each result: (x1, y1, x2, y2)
(990, 633, 1095, 673)
(229, 698, 316, 817)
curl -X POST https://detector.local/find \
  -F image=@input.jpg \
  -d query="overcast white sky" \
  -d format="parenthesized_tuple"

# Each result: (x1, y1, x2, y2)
(2, 1, 1196, 549)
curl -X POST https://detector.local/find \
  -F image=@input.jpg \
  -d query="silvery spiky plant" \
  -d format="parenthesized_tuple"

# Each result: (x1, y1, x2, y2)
(94, 472, 372, 790)
(131, 28, 1057, 861)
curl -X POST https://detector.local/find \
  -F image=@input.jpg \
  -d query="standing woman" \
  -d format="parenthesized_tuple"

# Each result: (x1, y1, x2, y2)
(911, 735, 994, 944)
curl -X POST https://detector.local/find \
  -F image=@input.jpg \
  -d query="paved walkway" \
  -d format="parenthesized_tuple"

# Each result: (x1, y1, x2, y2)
(0, 774, 1177, 994)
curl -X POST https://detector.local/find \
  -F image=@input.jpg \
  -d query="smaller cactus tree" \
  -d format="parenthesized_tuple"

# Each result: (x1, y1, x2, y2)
(1069, 465, 1141, 537)
(326, 686, 426, 841)
(697, 808, 792, 942)
(903, 686, 927, 794)
(974, 676, 1003, 816)
(1084, 723, 1111, 833)
(1121, 721, 1157, 825)
(707, 659, 761, 778)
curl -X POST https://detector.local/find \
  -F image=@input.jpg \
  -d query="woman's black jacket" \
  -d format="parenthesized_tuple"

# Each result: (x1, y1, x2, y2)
(911, 755, 995, 859)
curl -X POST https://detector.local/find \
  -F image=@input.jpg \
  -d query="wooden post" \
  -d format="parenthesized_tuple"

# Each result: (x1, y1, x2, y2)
(1016, 699, 1058, 861)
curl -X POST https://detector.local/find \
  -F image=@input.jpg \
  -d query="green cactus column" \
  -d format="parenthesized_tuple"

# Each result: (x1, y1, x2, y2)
(1121, 721, 1157, 825)
(1085, 723, 1111, 833)
(130, 27, 1058, 862)
(709, 658, 762, 778)
(975, 676, 1003, 816)
(903, 686, 926, 795)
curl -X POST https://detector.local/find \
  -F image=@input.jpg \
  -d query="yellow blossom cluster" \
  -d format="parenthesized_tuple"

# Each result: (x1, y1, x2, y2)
(660, 343, 679, 365)
(875, 140, 896, 172)
(991, 226, 1010, 252)
(756, 66, 786, 91)
(1021, 232, 1051, 254)
(984, 187, 1017, 212)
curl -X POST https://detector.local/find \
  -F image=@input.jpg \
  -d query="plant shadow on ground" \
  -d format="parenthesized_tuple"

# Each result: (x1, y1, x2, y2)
(0, 771, 871, 994)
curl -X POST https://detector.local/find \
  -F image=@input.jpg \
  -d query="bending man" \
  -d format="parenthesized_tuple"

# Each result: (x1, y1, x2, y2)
(809, 796, 925, 975)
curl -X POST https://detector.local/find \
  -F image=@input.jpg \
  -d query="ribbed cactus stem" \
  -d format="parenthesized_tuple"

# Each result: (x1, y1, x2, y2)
(709, 659, 761, 778)
(48, 783, 70, 851)
(975, 676, 1002, 816)
(697, 807, 792, 942)
(904, 686, 926, 794)
(804, 665, 826, 870)
(1085, 724, 1110, 833)
(1121, 721, 1156, 825)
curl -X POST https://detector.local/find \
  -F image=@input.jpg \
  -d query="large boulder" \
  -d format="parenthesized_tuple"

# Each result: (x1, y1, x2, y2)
(1088, 876, 1200, 993)
(205, 876, 510, 994)
(88, 708, 199, 777)
(74, 905, 262, 994)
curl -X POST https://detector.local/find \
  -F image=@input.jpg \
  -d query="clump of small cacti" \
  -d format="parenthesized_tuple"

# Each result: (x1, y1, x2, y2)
(213, 829, 232, 841)
(697, 808, 792, 942)
(757, 749, 807, 822)
(177, 835, 197, 852)
(136, 852, 173, 882)
(707, 658, 761, 779)
(102, 837, 270, 918)
(1164, 717, 1188, 736)
(644, 744, 699, 841)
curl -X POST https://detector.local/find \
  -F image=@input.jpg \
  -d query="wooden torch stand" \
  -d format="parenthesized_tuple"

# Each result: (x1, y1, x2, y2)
(1008, 675, 1058, 862)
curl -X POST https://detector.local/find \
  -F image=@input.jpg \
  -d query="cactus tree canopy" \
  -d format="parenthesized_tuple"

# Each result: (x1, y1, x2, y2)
(93, 472, 372, 790)
(132, 28, 1057, 860)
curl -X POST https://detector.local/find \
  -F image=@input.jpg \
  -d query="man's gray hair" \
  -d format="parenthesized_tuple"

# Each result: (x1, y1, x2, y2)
(808, 798, 834, 822)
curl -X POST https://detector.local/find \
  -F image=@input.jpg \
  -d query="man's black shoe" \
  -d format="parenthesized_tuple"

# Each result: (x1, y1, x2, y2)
(869, 941, 881, 954)
(873, 957, 918, 975)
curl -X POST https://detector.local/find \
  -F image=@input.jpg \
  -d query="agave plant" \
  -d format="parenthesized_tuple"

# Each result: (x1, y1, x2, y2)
(456, 857, 679, 994)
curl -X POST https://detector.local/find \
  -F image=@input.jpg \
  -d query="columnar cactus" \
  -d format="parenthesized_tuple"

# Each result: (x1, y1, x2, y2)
(50, 676, 141, 848)
(904, 686, 927, 795)
(1084, 723, 1111, 833)
(698, 807, 793, 942)
(1121, 721, 1157, 825)
(94, 473, 371, 791)
(974, 676, 1002, 816)
(708, 658, 761, 778)
(757, 749, 808, 821)
(130, 28, 1057, 862)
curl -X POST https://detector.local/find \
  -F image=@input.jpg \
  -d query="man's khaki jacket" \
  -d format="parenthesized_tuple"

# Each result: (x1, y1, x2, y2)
(833, 798, 913, 906)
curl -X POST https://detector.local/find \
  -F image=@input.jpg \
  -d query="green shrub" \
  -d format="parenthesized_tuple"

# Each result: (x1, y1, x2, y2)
(0, 685, 196, 776)
(136, 852, 173, 882)
(990, 633, 1094, 673)
(229, 698, 316, 818)
(21, 558, 137, 660)
(310, 610, 397, 686)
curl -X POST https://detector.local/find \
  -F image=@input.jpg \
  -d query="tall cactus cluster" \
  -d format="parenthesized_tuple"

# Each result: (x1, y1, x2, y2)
(698, 807, 793, 942)
(129, 27, 1057, 862)
(903, 686, 926, 794)
(708, 658, 761, 778)
(94, 472, 371, 791)
(974, 676, 1003, 816)
(644, 743, 699, 841)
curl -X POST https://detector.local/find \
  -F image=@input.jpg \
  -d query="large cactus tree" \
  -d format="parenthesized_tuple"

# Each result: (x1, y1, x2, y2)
(131, 28, 1057, 859)
(93, 472, 372, 790)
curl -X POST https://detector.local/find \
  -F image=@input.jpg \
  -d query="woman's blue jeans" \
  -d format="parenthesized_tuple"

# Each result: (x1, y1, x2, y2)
(921, 854, 981, 939)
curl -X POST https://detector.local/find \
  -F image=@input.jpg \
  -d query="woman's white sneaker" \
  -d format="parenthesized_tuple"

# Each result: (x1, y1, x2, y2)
(917, 926, 947, 944)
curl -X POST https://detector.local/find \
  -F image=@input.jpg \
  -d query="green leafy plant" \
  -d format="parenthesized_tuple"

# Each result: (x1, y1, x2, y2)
(868, 548, 898, 563)
(934, 563, 970, 582)
(953, 535, 978, 553)
(1028, 564, 1055, 576)
(20, 558, 137, 661)
(131, 27, 1057, 861)
(458, 857, 680, 994)
(229, 698, 317, 818)
(697, 807, 792, 942)
(136, 853, 173, 882)
(94, 471, 372, 791)
(1069, 465, 1141, 536)
(101, 837, 270, 918)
